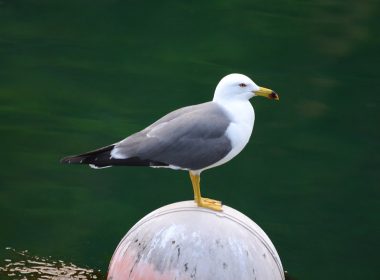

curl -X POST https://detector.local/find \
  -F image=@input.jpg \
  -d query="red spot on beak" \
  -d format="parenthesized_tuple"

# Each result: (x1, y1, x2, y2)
(269, 91, 279, 100)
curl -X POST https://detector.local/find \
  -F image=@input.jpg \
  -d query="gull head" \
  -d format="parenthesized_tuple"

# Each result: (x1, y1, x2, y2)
(213, 73, 279, 102)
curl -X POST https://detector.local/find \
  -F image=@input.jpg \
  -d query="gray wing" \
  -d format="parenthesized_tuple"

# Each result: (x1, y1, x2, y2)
(112, 102, 232, 170)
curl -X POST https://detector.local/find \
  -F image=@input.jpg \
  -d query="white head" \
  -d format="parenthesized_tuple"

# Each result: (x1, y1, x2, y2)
(213, 73, 279, 102)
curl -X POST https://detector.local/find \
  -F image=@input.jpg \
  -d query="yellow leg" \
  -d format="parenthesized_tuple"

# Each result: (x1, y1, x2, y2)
(189, 171, 222, 211)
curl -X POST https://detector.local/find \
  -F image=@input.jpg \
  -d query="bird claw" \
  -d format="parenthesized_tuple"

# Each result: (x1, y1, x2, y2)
(196, 197, 223, 211)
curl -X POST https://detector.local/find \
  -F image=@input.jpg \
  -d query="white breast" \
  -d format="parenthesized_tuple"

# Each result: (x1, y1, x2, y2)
(199, 100, 255, 172)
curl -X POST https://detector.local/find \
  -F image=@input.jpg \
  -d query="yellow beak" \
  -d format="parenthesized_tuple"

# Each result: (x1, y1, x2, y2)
(254, 87, 279, 100)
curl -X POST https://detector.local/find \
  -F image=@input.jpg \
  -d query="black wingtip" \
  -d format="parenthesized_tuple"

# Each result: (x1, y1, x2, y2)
(60, 145, 115, 165)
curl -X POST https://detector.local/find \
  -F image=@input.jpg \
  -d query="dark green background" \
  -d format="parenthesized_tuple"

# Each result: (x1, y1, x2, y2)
(0, 0, 379, 279)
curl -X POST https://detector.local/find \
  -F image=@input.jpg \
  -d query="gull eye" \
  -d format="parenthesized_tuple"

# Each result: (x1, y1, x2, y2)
(239, 83, 247, 88)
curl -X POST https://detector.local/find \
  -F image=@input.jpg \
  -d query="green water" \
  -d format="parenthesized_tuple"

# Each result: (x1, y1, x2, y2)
(0, 0, 379, 279)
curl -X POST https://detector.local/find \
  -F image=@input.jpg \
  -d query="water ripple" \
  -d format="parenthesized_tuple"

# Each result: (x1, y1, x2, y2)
(0, 247, 103, 280)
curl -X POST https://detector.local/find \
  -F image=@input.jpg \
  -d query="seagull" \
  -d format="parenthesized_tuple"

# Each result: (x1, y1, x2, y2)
(61, 73, 279, 211)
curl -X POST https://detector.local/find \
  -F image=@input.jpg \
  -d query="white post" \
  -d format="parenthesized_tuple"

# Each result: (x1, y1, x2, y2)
(108, 201, 285, 280)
